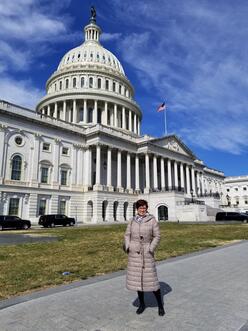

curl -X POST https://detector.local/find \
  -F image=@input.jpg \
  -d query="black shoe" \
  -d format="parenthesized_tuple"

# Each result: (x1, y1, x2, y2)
(158, 306, 165, 316)
(136, 305, 145, 314)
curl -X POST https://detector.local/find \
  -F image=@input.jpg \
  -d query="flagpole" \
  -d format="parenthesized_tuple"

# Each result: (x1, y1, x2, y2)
(164, 107, 167, 136)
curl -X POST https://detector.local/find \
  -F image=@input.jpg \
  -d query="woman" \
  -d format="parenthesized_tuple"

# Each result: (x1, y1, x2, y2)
(124, 199, 165, 316)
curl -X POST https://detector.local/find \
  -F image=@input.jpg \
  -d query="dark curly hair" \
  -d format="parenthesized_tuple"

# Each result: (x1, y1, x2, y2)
(135, 199, 148, 210)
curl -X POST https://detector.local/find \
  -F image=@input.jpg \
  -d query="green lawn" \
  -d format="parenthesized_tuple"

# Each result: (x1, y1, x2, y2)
(0, 223, 248, 300)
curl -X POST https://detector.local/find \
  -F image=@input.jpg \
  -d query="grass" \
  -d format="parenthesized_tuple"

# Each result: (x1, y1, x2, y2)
(0, 223, 248, 300)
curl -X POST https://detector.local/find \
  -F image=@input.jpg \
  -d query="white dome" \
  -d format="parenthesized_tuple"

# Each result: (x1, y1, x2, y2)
(57, 42, 125, 76)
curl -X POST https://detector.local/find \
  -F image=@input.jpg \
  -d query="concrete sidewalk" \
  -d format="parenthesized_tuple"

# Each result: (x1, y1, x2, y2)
(1, 241, 248, 331)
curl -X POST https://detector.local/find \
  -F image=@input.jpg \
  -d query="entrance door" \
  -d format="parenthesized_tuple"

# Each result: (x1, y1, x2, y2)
(158, 205, 168, 221)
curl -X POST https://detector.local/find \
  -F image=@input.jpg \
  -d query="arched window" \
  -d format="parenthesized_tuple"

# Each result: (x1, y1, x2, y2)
(73, 77, 77, 88)
(87, 201, 93, 221)
(89, 77, 93, 88)
(11, 155, 22, 180)
(81, 77, 85, 88)
(102, 201, 108, 221)
(54, 83, 57, 92)
(113, 81, 116, 92)
(65, 79, 69, 89)
(113, 201, 118, 221)
(59, 81, 62, 90)
(124, 202, 128, 221)
(158, 205, 168, 221)
(106, 79, 109, 90)
(119, 84, 122, 94)
(97, 78, 101, 89)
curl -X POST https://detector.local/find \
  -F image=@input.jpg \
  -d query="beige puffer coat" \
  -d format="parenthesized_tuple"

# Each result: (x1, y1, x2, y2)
(124, 214, 160, 292)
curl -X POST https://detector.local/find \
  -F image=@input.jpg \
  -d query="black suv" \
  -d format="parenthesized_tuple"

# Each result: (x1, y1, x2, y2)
(0, 215, 31, 230)
(216, 212, 248, 223)
(38, 214, 75, 228)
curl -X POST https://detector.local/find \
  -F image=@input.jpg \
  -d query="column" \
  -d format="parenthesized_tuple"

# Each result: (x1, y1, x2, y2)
(94, 144, 101, 188)
(52, 139, 60, 188)
(180, 163, 185, 191)
(160, 158, 165, 190)
(129, 110, 132, 132)
(62, 101, 66, 121)
(0, 126, 6, 181)
(73, 99, 77, 124)
(153, 155, 158, 190)
(93, 100, 97, 124)
(196, 171, 200, 196)
(47, 105, 51, 117)
(122, 107, 126, 130)
(84, 147, 92, 189)
(186, 164, 190, 194)
(135, 155, 140, 191)
(83, 99, 87, 123)
(103, 101, 108, 125)
(126, 152, 131, 190)
(54, 102, 58, 119)
(191, 167, 196, 195)
(114, 104, 117, 127)
(137, 120, 140, 135)
(71, 146, 78, 186)
(144, 154, 150, 193)
(174, 160, 178, 189)
(201, 173, 205, 195)
(134, 113, 137, 134)
(107, 147, 113, 190)
(167, 159, 172, 190)
(77, 147, 84, 186)
(30, 134, 41, 186)
(117, 150, 123, 191)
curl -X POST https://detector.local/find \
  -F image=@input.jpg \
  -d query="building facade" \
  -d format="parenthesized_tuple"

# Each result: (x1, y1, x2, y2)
(223, 176, 248, 211)
(0, 14, 225, 224)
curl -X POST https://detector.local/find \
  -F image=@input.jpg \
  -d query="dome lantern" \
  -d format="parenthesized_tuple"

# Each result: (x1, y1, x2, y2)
(84, 6, 101, 43)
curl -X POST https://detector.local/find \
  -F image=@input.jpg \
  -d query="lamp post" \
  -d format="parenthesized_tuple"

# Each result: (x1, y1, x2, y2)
(190, 189, 194, 203)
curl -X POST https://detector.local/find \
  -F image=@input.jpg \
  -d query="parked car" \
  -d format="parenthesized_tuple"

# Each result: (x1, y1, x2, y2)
(38, 214, 75, 228)
(216, 212, 248, 223)
(0, 215, 31, 230)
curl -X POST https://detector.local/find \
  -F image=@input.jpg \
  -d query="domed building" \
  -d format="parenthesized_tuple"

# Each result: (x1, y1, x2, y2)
(0, 11, 225, 223)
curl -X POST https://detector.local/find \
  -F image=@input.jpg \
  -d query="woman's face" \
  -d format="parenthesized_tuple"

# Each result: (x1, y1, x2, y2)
(137, 205, 147, 216)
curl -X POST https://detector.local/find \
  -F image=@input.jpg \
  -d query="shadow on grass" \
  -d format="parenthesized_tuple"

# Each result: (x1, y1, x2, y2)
(132, 281, 172, 307)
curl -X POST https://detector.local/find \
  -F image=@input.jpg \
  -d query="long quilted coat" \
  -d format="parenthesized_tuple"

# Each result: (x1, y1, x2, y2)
(124, 214, 160, 292)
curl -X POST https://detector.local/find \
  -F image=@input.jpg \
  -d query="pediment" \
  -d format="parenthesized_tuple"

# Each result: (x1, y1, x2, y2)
(150, 135, 196, 158)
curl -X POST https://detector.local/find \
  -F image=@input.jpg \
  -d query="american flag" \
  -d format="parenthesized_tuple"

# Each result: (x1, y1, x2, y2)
(157, 102, 166, 112)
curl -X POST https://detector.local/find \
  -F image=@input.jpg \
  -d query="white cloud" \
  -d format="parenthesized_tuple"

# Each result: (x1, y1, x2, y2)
(0, 41, 31, 72)
(101, 32, 122, 42)
(0, 76, 43, 109)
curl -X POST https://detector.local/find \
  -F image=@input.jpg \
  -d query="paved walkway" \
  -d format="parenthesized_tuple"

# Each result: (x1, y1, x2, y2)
(1, 241, 248, 331)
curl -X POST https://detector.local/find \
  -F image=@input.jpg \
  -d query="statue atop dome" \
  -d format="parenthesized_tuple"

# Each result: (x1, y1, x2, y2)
(90, 6, 96, 22)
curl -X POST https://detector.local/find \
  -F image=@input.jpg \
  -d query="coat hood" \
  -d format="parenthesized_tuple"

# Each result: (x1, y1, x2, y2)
(133, 213, 155, 223)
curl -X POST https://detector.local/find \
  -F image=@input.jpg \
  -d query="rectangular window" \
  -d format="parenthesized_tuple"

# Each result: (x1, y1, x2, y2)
(62, 147, 69, 155)
(38, 199, 46, 216)
(61, 170, 68, 186)
(59, 200, 66, 214)
(42, 143, 51, 151)
(9, 198, 20, 216)
(41, 167, 48, 183)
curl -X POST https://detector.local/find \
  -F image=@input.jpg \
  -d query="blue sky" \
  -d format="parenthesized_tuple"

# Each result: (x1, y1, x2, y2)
(0, 0, 247, 176)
